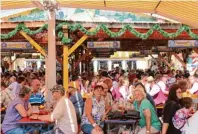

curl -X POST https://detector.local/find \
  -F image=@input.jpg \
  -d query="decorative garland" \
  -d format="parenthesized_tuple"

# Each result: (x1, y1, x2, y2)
(1, 22, 198, 45)
(1, 23, 48, 39)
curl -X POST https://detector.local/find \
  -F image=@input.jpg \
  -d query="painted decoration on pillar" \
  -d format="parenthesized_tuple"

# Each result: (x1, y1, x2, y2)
(1, 42, 33, 50)
(168, 40, 198, 48)
(87, 41, 120, 48)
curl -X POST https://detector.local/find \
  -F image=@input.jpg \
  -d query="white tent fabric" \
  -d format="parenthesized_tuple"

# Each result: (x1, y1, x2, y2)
(1, 0, 198, 28)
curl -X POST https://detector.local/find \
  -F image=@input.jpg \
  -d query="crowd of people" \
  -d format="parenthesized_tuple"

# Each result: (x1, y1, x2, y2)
(1, 65, 198, 134)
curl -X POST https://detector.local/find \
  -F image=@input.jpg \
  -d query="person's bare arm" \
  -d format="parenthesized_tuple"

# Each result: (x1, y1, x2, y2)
(85, 98, 102, 132)
(39, 115, 52, 121)
(15, 104, 28, 117)
(85, 98, 95, 124)
(143, 109, 151, 134)
(162, 123, 169, 134)
(30, 114, 52, 122)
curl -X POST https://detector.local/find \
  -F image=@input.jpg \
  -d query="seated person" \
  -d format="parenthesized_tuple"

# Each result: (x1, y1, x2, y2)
(133, 87, 161, 134)
(29, 79, 45, 107)
(81, 85, 105, 134)
(0, 82, 14, 108)
(2, 86, 32, 134)
(134, 82, 156, 111)
(188, 76, 198, 95)
(182, 111, 198, 134)
(172, 97, 193, 132)
(29, 79, 45, 113)
(68, 81, 84, 124)
(30, 85, 78, 134)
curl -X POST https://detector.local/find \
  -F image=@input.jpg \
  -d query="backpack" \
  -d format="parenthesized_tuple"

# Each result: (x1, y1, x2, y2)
(172, 108, 189, 130)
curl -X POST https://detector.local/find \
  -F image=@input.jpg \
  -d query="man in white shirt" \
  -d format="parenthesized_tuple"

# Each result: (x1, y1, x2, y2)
(145, 76, 154, 93)
(119, 80, 129, 99)
(148, 74, 168, 105)
(189, 76, 198, 94)
(149, 75, 168, 96)
(30, 85, 78, 134)
(8, 76, 21, 98)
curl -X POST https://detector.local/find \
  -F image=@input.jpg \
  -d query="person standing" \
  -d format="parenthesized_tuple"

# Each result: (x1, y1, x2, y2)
(162, 84, 183, 134)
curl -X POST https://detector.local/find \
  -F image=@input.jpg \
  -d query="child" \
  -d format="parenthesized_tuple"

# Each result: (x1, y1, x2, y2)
(172, 97, 193, 132)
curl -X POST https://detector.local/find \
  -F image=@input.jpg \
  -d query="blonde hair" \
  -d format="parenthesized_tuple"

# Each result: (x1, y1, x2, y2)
(132, 87, 146, 98)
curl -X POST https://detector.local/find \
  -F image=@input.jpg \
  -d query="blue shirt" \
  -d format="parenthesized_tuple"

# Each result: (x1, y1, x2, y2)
(69, 92, 84, 116)
(29, 92, 45, 105)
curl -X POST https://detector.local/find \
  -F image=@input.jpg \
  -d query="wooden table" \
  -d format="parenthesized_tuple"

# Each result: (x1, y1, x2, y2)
(17, 117, 53, 133)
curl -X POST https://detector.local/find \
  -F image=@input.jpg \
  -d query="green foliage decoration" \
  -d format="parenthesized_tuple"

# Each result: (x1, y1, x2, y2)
(1, 23, 48, 39)
(1, 22, 198, 45)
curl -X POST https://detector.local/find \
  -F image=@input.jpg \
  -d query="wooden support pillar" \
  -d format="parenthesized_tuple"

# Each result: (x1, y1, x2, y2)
(172, 52, 186, 69)
(63, 45, 69, 90)
(46, 10, 56, 90)
(158, 54, 171, 68)
(63, 27, 94, 86)
(81, 47, 84, 73)
(74, 48, 79, 75)
(167, 52, 172, 63)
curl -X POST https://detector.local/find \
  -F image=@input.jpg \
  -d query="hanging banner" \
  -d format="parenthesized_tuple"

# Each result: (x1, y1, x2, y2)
(168, 40, 198, 48)
(87, 41, 120, 48)
(1, 42, 33, 50)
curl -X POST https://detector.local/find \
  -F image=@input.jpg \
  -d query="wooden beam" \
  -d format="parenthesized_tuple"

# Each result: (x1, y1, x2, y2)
(68, 28, 94, 56)
(74, 50, 92, 68)
(193, 48, 198, 54)
(20, 31, 63, 65)
(172, 52, 186, 69)
(63, 45, 69, 91)
(82, 44, 88, 51)
(56, 56, 63, 65)
(19, 31, 46, 56)
(158, 54, 171, 68)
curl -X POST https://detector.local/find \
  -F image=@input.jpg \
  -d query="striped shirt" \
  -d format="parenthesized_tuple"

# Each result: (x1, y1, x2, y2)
(29, 92, 45, 105)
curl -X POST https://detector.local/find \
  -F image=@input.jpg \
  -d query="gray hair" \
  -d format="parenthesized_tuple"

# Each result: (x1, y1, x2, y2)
(19, 86, 31, 98)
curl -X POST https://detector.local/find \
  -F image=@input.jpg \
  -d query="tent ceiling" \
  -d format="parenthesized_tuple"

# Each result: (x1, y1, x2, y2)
(1, 0, 198, 28)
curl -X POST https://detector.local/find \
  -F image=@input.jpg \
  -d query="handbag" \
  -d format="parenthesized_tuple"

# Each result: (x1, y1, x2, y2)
(124, 110, 140, 120)
(107, 111, 124, 119)
(107, 110, 140, 120)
